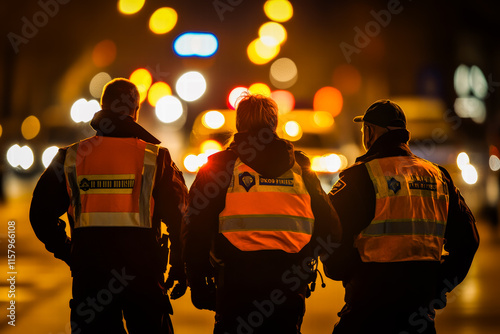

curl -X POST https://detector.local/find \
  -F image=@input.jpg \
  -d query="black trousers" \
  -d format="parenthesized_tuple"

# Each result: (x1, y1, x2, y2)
(332, 303, 437, 334)
(70, 268, 173, 334)
(213, 288, 306, 334)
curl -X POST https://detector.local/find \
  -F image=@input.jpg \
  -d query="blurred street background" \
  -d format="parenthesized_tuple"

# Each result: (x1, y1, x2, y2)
(1, 0, 500, 332)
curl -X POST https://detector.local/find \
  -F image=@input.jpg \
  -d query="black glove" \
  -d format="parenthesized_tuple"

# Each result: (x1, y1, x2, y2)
(165, 267, 188, 300)
(190, 277, 216, 311)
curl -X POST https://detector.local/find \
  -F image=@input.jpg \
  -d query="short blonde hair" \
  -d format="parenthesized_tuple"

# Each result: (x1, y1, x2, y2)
(236, 94, 278, 133)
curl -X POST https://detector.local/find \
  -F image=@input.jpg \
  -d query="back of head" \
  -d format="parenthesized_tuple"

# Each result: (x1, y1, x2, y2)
(236, 94, 278, 133)
(100, 78, 140, 118)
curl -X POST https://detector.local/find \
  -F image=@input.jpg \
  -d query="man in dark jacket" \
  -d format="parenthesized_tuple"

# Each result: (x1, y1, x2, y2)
(30, 78, 188, 333)
(324, 99, 479, 334)
(183, 94, 342, 333)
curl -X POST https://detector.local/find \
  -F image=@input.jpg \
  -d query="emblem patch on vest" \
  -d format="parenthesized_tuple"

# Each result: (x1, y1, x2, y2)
(239, 172, 256, 192)
(78, 177, 135, 191)
(387, 177, 401, 194)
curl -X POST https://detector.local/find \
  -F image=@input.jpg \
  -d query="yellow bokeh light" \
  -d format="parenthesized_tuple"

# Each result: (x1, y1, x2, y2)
(149, 7, 178, 34)
(148, 82, 172, 107)
(129, 68, 153, 103)
(283, 120, 302, 141)
(263, 0, 293, 22)
(259, 22, 287, 46)
(118, 0, 145, 15)
(247, 38, 280, 65)
(21, 115, 41, 140)
(200, 140, 223, 154)
(249, 83, 271, 97)
(0, 123, 2, 138)
(313, 111, 334, 128)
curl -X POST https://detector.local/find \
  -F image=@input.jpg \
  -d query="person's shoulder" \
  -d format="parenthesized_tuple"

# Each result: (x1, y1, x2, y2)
(294, 150, 311, 168)
(339, 160, 367, 178)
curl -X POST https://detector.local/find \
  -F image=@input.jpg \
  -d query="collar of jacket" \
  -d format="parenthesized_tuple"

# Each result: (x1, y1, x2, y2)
(356, 128, 412, 163)
(228, 131, 295, 178)
(90, 110, 161, 144)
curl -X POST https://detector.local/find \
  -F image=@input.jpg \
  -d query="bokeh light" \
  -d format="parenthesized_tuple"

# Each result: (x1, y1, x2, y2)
(129, 68, 153, 103)
(249, 83, 271, 97)
(259, 22, 287, 47)
(462, 164, 478, 185)
(228, 87, 248, 109)
(0, 123, 2, 138)
(92, 40, 117, 67)
(147, 82, 172, 107)
(454, 64, 470, 97)
(7, 144, 34, 170)
(469, 65, 488, 99)
(313, 111, 334, 128)
(313, 86, 343, 117)
(200, 139, 223, 155)
(71, 98, 101, 123)
(271, 90, 294, 114)
(155, 95, 183, 123)
(283, 120, 302, 140)
(456, 152, 470, 170)
(247, 38, 280, 65)
(202, 110, 225, 129)
(118, 0, 145, 15)
(149, 7, 178, 34)
(454, 97, 486, 124)
(332, 64, 362, 95)
(174, 32, 219, 57)
(489, 155, 500, 172)
(21, 115, 41, 140)
(42, 146, 59, 168)
(176, 71, 207, 102)
(184, 154, 200, 173)
(263, 0, 293, 22)
(89, 72, 112, 98)
(270, 57, 297, 89)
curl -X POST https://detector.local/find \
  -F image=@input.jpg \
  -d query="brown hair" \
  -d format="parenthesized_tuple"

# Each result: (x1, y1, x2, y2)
(100, 78, 140, 117)
(236, 94, 278, 133)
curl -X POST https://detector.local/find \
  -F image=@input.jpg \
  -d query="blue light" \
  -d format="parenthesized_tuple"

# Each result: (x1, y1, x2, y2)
(173, 32, 218, 57)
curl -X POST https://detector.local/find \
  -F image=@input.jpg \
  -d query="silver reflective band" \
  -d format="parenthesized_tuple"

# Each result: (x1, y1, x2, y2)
(220, 215, 314, 234)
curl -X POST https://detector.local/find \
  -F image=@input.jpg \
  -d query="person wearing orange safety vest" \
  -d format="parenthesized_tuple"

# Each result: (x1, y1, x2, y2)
(30, 79, 188, 334)
(324, 100, 479, 334)
(182, 94, 342, 333)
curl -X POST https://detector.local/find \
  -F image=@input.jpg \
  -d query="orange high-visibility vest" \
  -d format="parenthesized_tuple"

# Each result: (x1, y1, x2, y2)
(355, 156, 449, 262)
(219, 158, 315, 253)
(64, 136, 159, 228)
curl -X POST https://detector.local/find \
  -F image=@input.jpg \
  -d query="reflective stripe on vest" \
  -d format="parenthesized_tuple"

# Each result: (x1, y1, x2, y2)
(355, 156, 449, 262)
(219, 158, 314, 253)
(64, 137, 159, 228)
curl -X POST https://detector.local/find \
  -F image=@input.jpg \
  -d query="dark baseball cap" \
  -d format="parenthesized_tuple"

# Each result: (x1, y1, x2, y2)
(353, 99, 406, 128)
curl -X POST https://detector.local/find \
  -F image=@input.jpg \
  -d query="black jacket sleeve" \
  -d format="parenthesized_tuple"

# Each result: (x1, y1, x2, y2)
(438, 166, 479, 291)
(153, 148, 189, 276)
(29, 148, 72, 265)
(295, 151, 342, 252)
(323, 163, 375, 281)
(182, 151, 235, 287)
